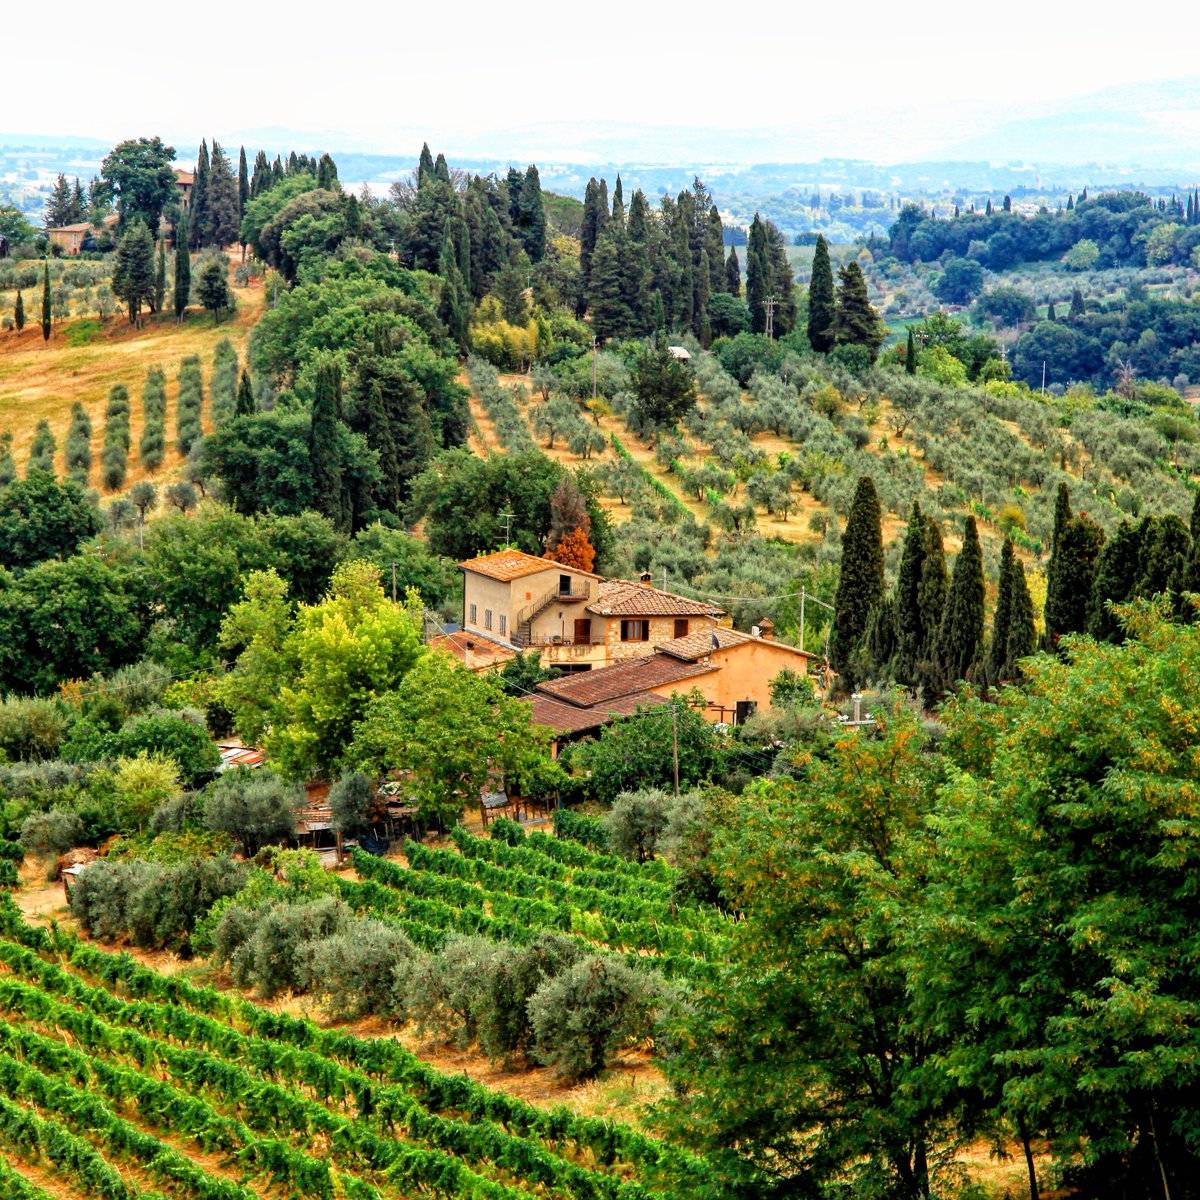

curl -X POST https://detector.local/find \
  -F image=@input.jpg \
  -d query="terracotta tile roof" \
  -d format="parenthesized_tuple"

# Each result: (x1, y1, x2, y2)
(586, 579, 723, 619)
(459, 549, 563, 582)
(429, 632, 516, 671)
(175, 169, 195, 184)
(537, 655, 716, 708)
(656, 626, 816, 663)
(529, 691, 671, 735)
(48, 223, 93, 234)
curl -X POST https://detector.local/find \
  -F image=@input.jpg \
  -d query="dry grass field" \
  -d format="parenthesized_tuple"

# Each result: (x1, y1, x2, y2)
(0, 264, 265, 493)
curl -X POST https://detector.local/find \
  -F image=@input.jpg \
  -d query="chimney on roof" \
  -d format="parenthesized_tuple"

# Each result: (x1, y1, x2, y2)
(638, 571, 654, 586)
(758, 618, 774, 641)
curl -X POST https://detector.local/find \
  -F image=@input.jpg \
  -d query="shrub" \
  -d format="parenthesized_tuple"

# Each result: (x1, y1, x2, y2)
(603, 789, 671, 862)
(111, 751, 182, 831)
(220, 894, 352, 997)
(403, 934, 499, 1047)
(488, 816, 526, 846)
(202, 767, 299, 856)
(327, 770, 378, 840)
(305, 918, 417, 1019)
(116, 712, 220, 787)
(527, 955, 659, 1081)
(552, 808, 609, 851)
(19, 807, 84, 857)
(0, 697, 68, 762)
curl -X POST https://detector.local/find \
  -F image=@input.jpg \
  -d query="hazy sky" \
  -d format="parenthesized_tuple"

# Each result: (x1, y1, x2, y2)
(4, 2, 1196, 158)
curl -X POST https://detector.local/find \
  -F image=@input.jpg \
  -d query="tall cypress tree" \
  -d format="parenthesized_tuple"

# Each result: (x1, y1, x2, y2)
(1133, 513, 1190, 615)
(745, 214, 769, 334)
(190, 140, 210, 250)
(579, 178, 602, 302)
(205, 142, 240, 248)
(1004, 554, 1037, 676)
(517, 165, 546, 262)
(1086, 519, 1145, 641)
(1068, 287, 1085, 319)
(725, 246, 740, 295)
(14, 290, 24, 332)
(1183, 490, 1200, 604)
(365, 380, 402, 513)
(237, 146, 250, 221)
(153, 241, 167, 313)
(706, 205, 726, 293)
(174, 214, 191, 322)
(916, 516, 949, 691)
(417, 143, 435, 190)
(41, 259, 51, 341)
(936, 516, 985, 690)
(236, 369, 255, 417)
(892, 501, 927, 685)
(309, 361, 345, 530)
(905, 327, 917, 374)
(694, 248, 712, 345)
(988, 538, 1017, 684)
(610, 173, 624, 222)
(831, 475, 886, 686)
(1044, 512, 1104, 648)
(588, 226, 635, 343)
(807, 234, 836, 353)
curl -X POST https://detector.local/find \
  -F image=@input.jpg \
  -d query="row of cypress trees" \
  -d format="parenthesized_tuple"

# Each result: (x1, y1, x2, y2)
(831, 476, 1035, 695)
(806, 235, 885, 362)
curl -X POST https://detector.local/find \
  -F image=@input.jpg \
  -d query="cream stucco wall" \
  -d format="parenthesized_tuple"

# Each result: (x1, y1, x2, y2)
(647, 640, 809, 721)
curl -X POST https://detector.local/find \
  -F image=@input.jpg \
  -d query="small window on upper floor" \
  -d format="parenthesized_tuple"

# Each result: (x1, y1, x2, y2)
(484, 609, 493, 630)
(499, 614, 507, 636)
(469, 603, 477, 625)
(674, 619, 690, 639)
(621, 619, 650, 642)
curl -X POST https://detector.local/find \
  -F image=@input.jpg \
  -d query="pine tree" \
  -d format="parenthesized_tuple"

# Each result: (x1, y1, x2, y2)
(807, 234, 836, 353)
(70, 178, 87, 223)
(310, 360, 345, 529)
(40, 259, 51, 341)
(988, 538, 1017, 685)
(905, 327, 917, 374)
(13, 290, 24, 332)
(236, 369, 255, 417)
(936, 516, 985, 690)
(725, 246, 740, 295)
(190, 140, 210, 250)
(45, 174, 73, 227)
(832, 262, 884, 359)
(831, 475, 886, 686)
(204, 142, 240, 248)
(237, 146, 250, 222)
(174, 213, 191, 322)
(892, 501, 927, 684)
(153, 241, 167, 313)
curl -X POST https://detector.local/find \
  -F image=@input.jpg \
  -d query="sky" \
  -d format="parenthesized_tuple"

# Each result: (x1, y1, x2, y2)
(5, 2, 1199, 161)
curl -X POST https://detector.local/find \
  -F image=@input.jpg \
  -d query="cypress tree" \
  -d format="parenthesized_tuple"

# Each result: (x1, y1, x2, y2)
(905, 327, 917, 374)
(174, 214, 191, 321)
(236, 369, 255, 417)
(41, 260, 51, 341)
(517, 165, 546, 262)
(936, 516, 985, 690)
(988, 538, 1017, 685)
(309, 360, 345, 529)
(365, 380, 402, 513)
(832, 262, 884, 359)
(1086, 519, 1145, 641)
(588, 226, 635, 343)
(1066, 193, 1074, 211)
(1069, 287, 1085, 319)
(694, 248, 712, 345)
(1047, 301, 1057, 322)
(893, 501, 927, 685)
(865, 595, 898, 676)
(154, 241, 167, 313)
(831, 475, 886, 686)
(985, 198, 993, 216)
(317, 153, 338, 190)
(611, 173, 624, 222)
(190, 140, 210, 249)
(1133, 513, 1189, 614)
(725, 246, 740, 295)
(1003, 195, 1012, 213)
(1044, 513, 1104, 647)
(112, 221, 155, 326)
(237, 146, 250, 224)
(706, 205, 726, 293)
(417, 143, 435, 190)
(916, 516, 949, 690)
(13, 290, 24, 332)
(271, 156, 284, 186)
(745, 214, 769, 334)
(1041, 482, 1072, 647)
(1004, 555, 1037, 676)
(765, 220, 796, 335)
(807, 234, 836, 352)
(205, 142, 240, 248)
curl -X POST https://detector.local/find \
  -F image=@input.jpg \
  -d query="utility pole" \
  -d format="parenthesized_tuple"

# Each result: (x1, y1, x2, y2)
(764, 294, 776, 340)
(671, 705, 680, 798)
(498, 512, 514, 547)
(1041, 360, 1046, 395)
